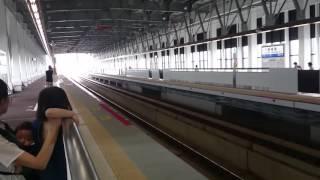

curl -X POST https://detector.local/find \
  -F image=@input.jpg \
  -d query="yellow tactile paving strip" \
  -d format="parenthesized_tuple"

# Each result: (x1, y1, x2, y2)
(65, 87, 147, 180)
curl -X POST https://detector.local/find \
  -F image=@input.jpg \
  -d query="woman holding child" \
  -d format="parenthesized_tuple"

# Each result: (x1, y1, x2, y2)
(0, 79, 78, 180)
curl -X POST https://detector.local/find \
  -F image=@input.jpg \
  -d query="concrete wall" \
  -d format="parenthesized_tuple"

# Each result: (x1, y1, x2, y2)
(126, 68, 298, 94)
(266, 68, 298, 93)
(126, 69, 149, 79)
(0, 0, 46, 91)
(163, 70, 234, 86)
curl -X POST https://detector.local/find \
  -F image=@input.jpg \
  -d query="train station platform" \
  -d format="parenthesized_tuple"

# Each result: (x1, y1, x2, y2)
(92, 73, 320, 112)
(3, 73, 319, 180)
(1, 77, 45, 127)
(60, 77, 209, 180)
(79, 74, 320, 180)
(1, 75, 210, 179)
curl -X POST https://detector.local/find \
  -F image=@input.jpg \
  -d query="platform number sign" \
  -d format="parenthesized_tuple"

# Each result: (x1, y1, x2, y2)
(261, 45, 285, 68)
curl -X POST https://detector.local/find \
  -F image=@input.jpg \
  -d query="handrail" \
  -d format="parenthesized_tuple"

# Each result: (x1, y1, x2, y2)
(127, 68, 270, 73)
(62, 120, 99, 180)
(166, 67, 269, 72)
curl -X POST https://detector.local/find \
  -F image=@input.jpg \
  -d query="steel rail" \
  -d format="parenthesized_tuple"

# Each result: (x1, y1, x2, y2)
(72, 77, 243, 180)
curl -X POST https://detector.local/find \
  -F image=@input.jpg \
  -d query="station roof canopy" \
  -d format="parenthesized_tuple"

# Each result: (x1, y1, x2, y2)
(20, 0, 311, 55)
(40, 0, 214, 54)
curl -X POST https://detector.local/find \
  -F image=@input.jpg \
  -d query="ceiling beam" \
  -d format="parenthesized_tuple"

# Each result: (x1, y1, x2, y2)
(48, 31, 84, 34)
(45, 10, 164, 24)
(43, 0, 185, 14)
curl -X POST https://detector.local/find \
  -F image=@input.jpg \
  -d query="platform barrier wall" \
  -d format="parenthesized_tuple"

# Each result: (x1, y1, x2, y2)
(126, 69, 149, 79)
(63, 119, 99, 180)
(164, 70, 234, 85)
(126, 69, 298, 94)
(151, 70, 160, 80)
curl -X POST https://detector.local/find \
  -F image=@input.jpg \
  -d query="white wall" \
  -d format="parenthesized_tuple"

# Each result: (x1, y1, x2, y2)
(126, 69, 149, 79)
(143, 69, 298, 94)
(164, 70, 234, 85)
(0, 0, 46, 90)
(269, 69, 298, 93)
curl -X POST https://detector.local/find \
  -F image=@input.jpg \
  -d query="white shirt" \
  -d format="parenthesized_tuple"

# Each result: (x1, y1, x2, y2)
(0, 135, 25, 180)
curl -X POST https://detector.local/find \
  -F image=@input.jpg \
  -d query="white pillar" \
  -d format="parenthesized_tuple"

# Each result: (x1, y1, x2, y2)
(0, 0, 11, 89)
(6, 9, 23, 92)
(299, 26, 311, 69)
(315, 23, 320, 69)
(17, 25, 28, 87)
(249, 34, 256, 68)
(237, 37, 243, 68)
(284, 28, 290, 68)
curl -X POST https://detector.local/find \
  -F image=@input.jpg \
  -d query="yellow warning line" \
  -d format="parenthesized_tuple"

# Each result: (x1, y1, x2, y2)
(65, 88, 146, 180)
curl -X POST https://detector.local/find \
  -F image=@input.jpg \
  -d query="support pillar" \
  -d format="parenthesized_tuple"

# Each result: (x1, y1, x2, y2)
(299, 26, 311, 69)
(285, 28, 290, 68)
(0, 3, 12, 90)
(6, 10, 23, 92)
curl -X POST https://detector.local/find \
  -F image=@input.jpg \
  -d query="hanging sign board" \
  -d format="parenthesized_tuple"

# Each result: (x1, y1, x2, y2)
(261, 44, 285, 68)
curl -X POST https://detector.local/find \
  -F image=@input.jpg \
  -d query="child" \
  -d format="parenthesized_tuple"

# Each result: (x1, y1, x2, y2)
(15, 113, 78, 180)
(15, 122, 34, 150)
(15, 121, 37, 164)
(16, 119, 78, 155)
(15, 121, 39, 180)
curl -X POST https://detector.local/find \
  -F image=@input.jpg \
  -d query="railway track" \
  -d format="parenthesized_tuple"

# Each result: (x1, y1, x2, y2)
(71, 76, 320, 180)
(72, 77, 242, 180)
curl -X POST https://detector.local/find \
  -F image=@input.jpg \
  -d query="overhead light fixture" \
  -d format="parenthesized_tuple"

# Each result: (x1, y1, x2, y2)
(25, 0, 50, 55)
(31, 3, 37, 12)
(34, 12, 40, 19)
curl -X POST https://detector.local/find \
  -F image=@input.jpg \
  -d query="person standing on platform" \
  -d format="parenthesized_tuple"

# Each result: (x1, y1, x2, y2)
(308, 62, 314, 70)
(195, 65, 199, 72)
(293, 62, 302, 70)
(45, 66, 53, 87)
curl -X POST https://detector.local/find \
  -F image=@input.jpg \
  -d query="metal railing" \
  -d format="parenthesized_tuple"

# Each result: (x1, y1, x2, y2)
(125, 67, 270, 73)
(167, 67, 270, 72)
(62, 120, 99, 180)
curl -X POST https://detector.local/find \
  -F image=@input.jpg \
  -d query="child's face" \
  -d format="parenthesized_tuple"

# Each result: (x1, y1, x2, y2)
(16, 129, 34, 147)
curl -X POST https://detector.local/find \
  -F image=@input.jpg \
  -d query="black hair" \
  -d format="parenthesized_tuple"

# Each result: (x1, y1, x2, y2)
(0, 79, 8, 102)
(36, 87, 71, 121)
(15, 121, 33, 133)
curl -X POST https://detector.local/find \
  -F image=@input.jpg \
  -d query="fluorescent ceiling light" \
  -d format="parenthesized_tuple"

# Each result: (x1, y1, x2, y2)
(25, 0, 50, 55)
(31, 4, 38, 12)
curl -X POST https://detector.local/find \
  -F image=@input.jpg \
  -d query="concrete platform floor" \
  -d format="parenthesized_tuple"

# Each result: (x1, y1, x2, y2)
(2, 77, 46, 127)
(61, 77, 209, 180)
